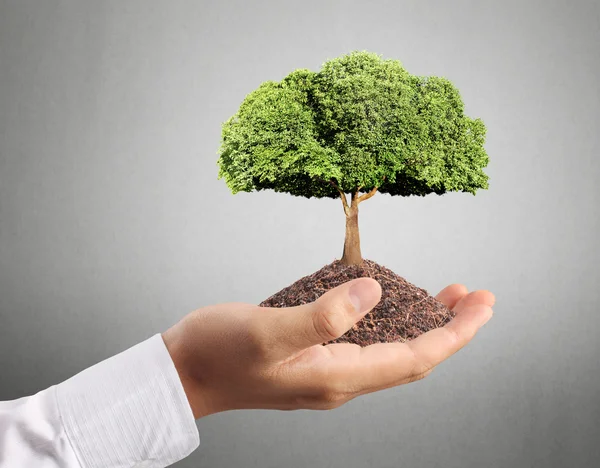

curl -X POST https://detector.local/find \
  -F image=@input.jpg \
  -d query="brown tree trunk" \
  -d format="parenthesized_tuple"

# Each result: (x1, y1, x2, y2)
(334, 182, 379, 266)
(340, 194, 363, 266)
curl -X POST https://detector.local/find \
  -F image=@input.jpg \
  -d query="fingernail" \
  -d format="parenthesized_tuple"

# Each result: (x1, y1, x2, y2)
(348, 280, 378, 316)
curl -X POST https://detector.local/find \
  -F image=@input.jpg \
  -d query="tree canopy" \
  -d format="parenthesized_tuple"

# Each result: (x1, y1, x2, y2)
(217, 51, 489, 199)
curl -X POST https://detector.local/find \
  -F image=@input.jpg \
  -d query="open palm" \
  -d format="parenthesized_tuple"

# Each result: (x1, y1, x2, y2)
(163, 280, 494, 418)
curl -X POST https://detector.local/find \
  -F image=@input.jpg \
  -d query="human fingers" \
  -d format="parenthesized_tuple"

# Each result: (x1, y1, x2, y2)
(435, 283, 468, 309)
(261, 277, 382, 354)
(325, 303, 492, 395)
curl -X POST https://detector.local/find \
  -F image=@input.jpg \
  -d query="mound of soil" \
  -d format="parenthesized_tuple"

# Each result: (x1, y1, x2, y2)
(259, 259, 454, 346)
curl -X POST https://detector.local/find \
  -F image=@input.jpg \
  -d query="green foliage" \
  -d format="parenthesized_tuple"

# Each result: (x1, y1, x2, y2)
(218, 51, 489, 199)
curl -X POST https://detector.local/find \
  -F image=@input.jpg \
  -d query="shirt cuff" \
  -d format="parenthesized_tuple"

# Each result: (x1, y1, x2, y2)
(55, 333, 200, 468)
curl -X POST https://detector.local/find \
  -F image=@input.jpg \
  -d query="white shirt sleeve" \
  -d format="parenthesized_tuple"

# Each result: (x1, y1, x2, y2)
(0, 333, 200, 468)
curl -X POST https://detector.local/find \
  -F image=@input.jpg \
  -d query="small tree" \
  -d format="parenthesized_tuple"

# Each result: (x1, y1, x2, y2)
(218, 51, 489, 265)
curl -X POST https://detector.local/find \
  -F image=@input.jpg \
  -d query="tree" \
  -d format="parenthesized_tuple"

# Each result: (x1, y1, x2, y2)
(217, 51, 489, 265)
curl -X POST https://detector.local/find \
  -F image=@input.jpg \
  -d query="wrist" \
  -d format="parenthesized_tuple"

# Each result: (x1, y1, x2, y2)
(161, 331, 212, 419)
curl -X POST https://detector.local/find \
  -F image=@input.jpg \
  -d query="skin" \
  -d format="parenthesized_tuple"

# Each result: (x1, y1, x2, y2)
(162, 278, 495, 419)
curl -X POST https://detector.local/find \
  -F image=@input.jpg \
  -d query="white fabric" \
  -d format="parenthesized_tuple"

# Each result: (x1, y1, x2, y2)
(0, 334, 200, 468)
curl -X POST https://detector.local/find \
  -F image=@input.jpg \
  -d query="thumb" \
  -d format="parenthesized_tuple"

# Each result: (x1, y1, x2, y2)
(268, 277, 382, 351)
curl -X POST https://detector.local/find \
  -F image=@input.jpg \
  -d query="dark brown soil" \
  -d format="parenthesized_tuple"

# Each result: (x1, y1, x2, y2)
(260, 259, 455, 346)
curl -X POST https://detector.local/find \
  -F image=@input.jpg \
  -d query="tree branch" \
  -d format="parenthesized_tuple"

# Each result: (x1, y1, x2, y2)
(313, 174, 340, 191)
(350, 187, 362, 208)
(357, 186, 378, 203)
(356, 176, 386, 204)
(339, 191, 350, 215)
(313, 175, 349, 215)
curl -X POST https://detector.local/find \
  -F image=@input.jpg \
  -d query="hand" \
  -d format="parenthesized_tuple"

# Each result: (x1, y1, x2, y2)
(162, 278, 494, 419)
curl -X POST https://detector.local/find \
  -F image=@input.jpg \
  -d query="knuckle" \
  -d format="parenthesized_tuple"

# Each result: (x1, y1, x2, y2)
(407, 346, 435, 378)
(446, 327, 464, 349)
(313, 304, 347, 341)
(406, 347, 425, 377)
(320, 398, 346, 410)
(317, 389, 346, 409)
(313, 375, 350, 406)
(320, 387, 342, 403)
(290, 374, 353, 410)
(417, 359, 435, 376)
(407, 367, 434, 384)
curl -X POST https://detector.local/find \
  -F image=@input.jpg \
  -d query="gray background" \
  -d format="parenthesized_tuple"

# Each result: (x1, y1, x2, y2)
(1, 0, 599, 467)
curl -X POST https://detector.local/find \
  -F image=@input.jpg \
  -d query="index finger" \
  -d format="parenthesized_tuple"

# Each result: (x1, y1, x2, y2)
(435, 283, 468, 309)
(406, 303, 493, 375)
(342, 303, 493, 394)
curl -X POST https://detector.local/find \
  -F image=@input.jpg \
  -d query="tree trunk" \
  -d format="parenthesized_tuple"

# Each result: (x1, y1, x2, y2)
(340, 198, 362, 266)
(332, 181, 381, 266)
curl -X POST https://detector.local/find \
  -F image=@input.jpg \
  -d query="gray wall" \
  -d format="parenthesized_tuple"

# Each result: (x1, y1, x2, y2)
(1, 1, 599, 467)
